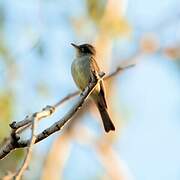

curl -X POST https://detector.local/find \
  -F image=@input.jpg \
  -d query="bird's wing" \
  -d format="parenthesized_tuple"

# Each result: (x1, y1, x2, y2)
(90, 57, 107, 108)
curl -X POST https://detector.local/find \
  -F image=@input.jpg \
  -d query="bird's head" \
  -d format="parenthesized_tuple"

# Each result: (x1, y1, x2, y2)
(71, 43, 96, 57)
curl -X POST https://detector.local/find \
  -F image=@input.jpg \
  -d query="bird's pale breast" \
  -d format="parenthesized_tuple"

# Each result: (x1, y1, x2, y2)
(71, 56, 100, 94)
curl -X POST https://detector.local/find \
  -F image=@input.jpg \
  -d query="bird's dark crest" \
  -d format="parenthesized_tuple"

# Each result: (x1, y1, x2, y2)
(79, 44, 96, 55)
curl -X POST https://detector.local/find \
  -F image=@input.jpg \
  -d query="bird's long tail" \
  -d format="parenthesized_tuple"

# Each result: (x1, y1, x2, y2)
(97, 103, 115, 133)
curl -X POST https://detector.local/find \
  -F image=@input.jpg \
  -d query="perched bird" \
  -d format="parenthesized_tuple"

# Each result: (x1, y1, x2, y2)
(71, 43, 115, 133)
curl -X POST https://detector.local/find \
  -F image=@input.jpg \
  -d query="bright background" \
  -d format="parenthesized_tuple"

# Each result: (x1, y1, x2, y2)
(0, 0, 180, 180)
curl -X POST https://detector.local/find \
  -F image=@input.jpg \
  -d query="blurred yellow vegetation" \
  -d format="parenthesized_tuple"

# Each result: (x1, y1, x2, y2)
(86, 0, 107, 23)
(73, 0, 131, 38)
(0, 92, 13, 138)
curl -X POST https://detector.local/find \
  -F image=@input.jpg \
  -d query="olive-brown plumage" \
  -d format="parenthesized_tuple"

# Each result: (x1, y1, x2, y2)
(71, 43, 115, 132)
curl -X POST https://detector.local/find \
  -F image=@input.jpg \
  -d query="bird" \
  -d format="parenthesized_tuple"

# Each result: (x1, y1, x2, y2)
(71, 43, 115, 133)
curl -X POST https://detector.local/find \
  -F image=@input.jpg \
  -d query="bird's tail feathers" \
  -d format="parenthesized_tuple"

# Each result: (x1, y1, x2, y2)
(97, 103, 115, 133)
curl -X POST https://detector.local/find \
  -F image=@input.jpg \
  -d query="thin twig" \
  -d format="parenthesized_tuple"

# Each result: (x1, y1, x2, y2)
(105, 64, 135, 80)
(13, 115, 37, 180)
(54, 91, 79, 108)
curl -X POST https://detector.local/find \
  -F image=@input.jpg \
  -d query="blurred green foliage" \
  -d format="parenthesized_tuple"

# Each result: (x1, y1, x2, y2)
(0, 3, 24, 176)
(86, 0, 107, 23)
(0, 91, 24, 177)
(0, 92, 13, 138)
(86, 0, 130, 37)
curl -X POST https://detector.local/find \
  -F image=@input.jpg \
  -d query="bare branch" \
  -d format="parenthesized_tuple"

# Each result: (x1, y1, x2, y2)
(0, 72, 105, 159)
(0, 63, 134, 160)
(54, 91, 79, 108)
(0, 105, 55, 160)
(11, 105, 55, 133)
(105, 64, 135, 80)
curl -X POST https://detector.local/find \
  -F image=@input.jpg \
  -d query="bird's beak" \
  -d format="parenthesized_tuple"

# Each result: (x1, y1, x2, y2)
(71, 43, 80, 50)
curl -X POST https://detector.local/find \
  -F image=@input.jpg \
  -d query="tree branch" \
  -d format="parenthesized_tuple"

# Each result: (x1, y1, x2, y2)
(0, 63, 134, 160)
(0, 71, 107, 159)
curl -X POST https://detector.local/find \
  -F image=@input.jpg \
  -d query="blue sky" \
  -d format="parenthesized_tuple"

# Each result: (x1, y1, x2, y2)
(1, 0, 180, 179)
